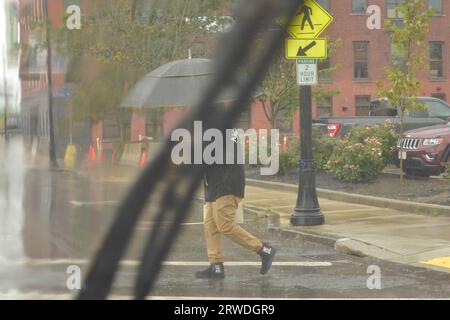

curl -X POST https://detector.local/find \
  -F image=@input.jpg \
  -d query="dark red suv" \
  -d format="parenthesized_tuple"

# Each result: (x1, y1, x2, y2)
(397, 122, 450, 177)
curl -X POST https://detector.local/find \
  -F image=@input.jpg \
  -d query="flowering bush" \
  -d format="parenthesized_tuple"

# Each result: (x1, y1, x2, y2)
(347, 122, 398, 165)
(312, 128, 336, 170)
(326, 138, 385, 182)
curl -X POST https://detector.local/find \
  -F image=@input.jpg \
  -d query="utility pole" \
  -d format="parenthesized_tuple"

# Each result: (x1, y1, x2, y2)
(44, 0, 58, 168)
(2, 44, 8, 140)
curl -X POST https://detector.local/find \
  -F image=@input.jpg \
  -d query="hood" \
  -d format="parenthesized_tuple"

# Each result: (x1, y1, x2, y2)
(404, 124, 450, 138)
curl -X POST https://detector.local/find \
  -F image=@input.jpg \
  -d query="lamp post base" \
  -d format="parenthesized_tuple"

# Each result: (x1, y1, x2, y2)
(291, 208, 324, 226)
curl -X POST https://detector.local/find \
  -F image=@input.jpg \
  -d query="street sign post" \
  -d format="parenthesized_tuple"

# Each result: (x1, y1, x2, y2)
(297, 59, 318, 86)
(286, 38, 327, 60)
(287, 0, 332, 226)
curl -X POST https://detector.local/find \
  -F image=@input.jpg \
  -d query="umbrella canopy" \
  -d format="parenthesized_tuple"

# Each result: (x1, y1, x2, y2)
(121, 58, 259, 108)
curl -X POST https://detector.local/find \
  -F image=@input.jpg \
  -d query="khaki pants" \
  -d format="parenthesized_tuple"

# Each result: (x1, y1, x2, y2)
(204, 195, 263, 263)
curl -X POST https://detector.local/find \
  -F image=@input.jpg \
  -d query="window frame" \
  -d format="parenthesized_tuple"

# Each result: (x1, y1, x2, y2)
(429, 41, 444, 79)
(353, 41, 370, 81)
(316, 96, 333, 117)
(387, 0, 403, 19)
(355, 95, 371, 116)
(428, 0, 444, 16)
(351, 0, 367, 14)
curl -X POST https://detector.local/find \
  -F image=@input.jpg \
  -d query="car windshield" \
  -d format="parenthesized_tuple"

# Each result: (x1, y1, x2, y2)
(426, 100, 450, 117)
(3, 0, 450, 304)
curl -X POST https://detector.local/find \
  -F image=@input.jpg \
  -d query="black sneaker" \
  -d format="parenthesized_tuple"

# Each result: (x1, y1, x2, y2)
(195, 263, 225, 279)
(258, 243, 276, 275)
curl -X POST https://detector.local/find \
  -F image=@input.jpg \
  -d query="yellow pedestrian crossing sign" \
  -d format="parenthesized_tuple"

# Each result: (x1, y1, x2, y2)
(287, 0, 333, 39)
(286, 38, 327, 60)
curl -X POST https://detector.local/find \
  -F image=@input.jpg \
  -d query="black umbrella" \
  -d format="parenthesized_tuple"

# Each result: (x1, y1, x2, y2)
(121, 58, 259, 108)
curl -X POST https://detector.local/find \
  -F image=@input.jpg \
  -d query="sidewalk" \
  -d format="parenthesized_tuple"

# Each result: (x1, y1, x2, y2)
(243, 182, 450, 274)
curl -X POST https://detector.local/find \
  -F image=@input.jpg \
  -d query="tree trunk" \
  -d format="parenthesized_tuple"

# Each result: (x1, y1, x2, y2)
(399, 107, 405, 182)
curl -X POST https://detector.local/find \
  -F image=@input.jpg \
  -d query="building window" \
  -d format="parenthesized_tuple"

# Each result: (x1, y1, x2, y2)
(316, 0, 330, 11)
(354, 41, 369, 80)
(355, 95, 371, 116)
(318, 58, 332, 81)
(352, 0, 367, 13)
(429, 42, 444, 79)
(387, 0, 403, 19)
(431, 93, 446, 102)
(316, 96, 333, 116)
(235, 104, 251, 130)
(428, 0, 443, 15)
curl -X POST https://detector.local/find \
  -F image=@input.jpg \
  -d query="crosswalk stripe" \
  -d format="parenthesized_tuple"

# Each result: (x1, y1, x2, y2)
(1, 260, 332, 267)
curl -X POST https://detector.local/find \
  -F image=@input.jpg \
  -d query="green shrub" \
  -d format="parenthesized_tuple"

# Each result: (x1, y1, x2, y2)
(326, 138, 385, 182)
(347, 122, 398, 165)
(278, 147, 299, 176)
(313, 136, 336, 170)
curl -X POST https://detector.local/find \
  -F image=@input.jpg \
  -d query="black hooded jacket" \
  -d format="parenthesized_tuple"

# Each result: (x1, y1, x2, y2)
(203, 128, 245, 202)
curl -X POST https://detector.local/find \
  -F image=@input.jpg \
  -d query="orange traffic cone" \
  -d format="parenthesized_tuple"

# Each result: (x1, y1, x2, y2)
(88, 144, 96, 163)
(140, 150, 147, 169)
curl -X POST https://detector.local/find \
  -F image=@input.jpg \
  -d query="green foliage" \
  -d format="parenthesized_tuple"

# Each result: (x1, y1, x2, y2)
(326, 137, 385, 183)
(312, 129, 336, 170)
(278, 139, 300, 176)
(258, 57, 298, 129)
(347, 122, 399, 165)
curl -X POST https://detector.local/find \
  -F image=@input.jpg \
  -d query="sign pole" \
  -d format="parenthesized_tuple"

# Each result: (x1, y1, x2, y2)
(291, 84, 324, 226)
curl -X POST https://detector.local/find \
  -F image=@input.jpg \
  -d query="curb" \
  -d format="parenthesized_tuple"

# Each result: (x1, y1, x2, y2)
(246, 178, 450, 217)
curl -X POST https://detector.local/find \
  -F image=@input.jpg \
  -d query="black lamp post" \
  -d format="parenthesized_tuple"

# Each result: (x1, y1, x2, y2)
(44, 0, 58, 168)
(291, 84, 324, 226)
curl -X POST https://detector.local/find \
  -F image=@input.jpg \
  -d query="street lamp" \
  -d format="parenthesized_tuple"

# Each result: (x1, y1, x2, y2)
(43, 0, 58, 168)
(2, 44, 8, 140)
(291, 84, 324, 226)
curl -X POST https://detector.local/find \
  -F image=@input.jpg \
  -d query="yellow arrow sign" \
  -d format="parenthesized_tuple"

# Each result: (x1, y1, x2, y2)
(285, 38, 327, 60)
(287, 0, 333, 39)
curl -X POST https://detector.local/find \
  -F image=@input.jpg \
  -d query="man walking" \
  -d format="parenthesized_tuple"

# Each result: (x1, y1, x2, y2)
(195, 127, 276, 279)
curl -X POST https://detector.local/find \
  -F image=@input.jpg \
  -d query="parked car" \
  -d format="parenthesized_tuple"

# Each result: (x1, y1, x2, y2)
(397, 122, 450, 177)
(314, 97, 450, 137)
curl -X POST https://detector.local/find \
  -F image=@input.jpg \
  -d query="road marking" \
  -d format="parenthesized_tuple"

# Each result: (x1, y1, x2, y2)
(323, 208, 386, 214)
(2, 291, 448, 301)
(421, 256, 450, 269)
(139, 222, 204, 227)
(2, 259, 332, 268)
(0, 291, 305, 300)
(69, 200, 118, 207)
(163, 261, 332, 267)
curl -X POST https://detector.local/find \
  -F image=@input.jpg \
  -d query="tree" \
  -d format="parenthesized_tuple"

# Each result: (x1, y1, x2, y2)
(376, 0, 432, 181)
(258, 57, 297, 131)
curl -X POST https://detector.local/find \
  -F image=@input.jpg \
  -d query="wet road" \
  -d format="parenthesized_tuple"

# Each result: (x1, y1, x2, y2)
(1, 137, 450, 300)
